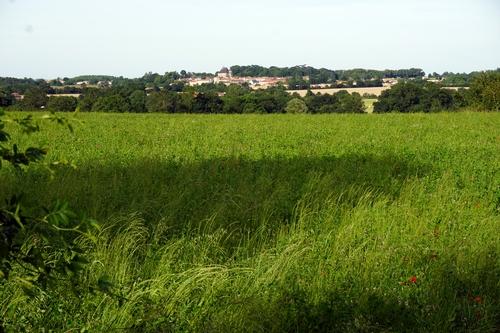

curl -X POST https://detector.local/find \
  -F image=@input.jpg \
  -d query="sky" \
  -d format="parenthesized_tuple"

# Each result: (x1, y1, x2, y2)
(0, 0, 499, 79)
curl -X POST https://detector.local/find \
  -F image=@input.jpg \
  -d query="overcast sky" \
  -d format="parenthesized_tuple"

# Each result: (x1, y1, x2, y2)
(1, 0, 499, 78)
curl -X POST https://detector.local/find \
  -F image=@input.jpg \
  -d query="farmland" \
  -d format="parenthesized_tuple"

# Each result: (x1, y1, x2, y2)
(1, 111, 499, 332)
(363, 98, 377, 113)
(288, 86, 389, 97)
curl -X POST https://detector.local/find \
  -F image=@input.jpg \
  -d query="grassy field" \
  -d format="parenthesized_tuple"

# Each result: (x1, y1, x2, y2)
(1, 112, 499, 332)
(363, 98, 377, 113)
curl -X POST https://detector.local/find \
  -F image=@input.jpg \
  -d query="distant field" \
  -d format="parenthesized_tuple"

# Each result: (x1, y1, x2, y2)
(363, 98, 377, 113)
(47, 93, 81, 98)
(288, 86, 389, 97)
(1, 112, 499, 332)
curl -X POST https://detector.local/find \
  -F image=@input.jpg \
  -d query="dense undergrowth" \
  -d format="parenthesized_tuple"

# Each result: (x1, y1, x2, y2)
(0, 112, 499, 332)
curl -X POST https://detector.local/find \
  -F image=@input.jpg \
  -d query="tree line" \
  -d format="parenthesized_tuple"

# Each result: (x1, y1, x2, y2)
(81, 85, 365, 114)
(1, 71, 498, 113)
(374, 72, 500, 112)
(288, 77, 384, 90)
(0, 81, 368, 114)
(230, 65, 425, 83)
(426, 69, 499, 87)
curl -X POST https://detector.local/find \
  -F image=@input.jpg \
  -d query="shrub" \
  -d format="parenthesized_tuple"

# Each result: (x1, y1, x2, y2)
(47, 96, 78, 112)
(374, 82, 456, 113)
(305, 91, 365, 113)
(92, 95, 130, 113)
(19, 87, 48, 110)
(336, 91, 365, 113)
(285, 98, 308, 114)
(468, 72, 500, 111)
(129, 90, 147, 113)
(0, 110, 97, 323)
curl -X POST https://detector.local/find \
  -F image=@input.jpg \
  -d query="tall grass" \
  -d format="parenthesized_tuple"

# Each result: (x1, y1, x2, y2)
(0, 112, 499, 331)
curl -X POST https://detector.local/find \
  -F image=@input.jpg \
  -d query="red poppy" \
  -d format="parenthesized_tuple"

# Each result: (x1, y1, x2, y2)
(409, 276, 417, 284)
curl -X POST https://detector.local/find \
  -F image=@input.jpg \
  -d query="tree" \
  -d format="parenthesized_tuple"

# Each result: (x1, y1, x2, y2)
(374, 82, 458, 113)
(77, 88, 101, 112)
(285, 98, 308, 114)
(451, 88, 470, 108)
(336, 91, 365, 113)
(129, 90, 146, 113)
(242, 102, 265, 114)
(0, 109, 97, 319)
(176, 93, 194, 113)
(193, 93, 223, 113)
(222, 95, 243, 114)
(146, 91, 176, 113)
(92, 94, 130, 113)
(0, 87, 14, 107)
(287, 77, 310, 90)
(468, 72, 500, 111)
(374, 82, 426, 113)
(420, 83, 454, 112)
(304, 92, 337, 113)
(222, 84, 248, 114)
(20, 87, 48, 110)
(47, 96, 78, 112)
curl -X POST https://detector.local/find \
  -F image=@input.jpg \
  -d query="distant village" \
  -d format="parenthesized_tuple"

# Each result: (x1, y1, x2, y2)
(7, 66, 459, 102)
(65, 67, 405, 90)
(181, 67, 406, 90)
(181, 67, 288, 89)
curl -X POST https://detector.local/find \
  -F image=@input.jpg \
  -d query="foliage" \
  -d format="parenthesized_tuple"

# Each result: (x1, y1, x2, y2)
(47, 96, 78, 112)
(467, 72, 500, 111)
(0, 66, 499, 113)
(0, 110, 98, 332)
(4, 67, 498, 115)
(0, 87, 14, 107)
(92, 94, 130, 113)
(0, 77, 50, 95)
(0, 199, 96, 289)
(285, 98, 308, 113)
(305, 90, 365, 113)
(145, 91, 169, 113)
(128, 90, 147, 113)
(19, 87, 48, 110)
(374, 82, 457, 113)
(230, 65, 425, 83)
(0, 112, 46, 168)
(336, 91, 366, 113)
(76, 88, 100, 112)
(142, 88, 289, 114)
(438, 68, 500, 87)
(287, 77, 310, 90)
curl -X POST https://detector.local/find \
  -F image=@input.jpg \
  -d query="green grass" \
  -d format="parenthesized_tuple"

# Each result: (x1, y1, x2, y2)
(363, 98, 377, 113)
(1, 112, 499, 332)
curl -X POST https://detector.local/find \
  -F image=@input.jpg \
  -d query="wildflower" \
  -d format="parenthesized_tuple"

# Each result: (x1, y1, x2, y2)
(399, 275, 418, 286)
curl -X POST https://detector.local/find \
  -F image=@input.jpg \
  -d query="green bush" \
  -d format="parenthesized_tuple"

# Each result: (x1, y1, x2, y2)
(374, 82, 457, 113)
(468, 72, 500, 111)
(92, 95, 130, 113)
(47, 96, 78, 112)
(285, 98, 308, 113)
